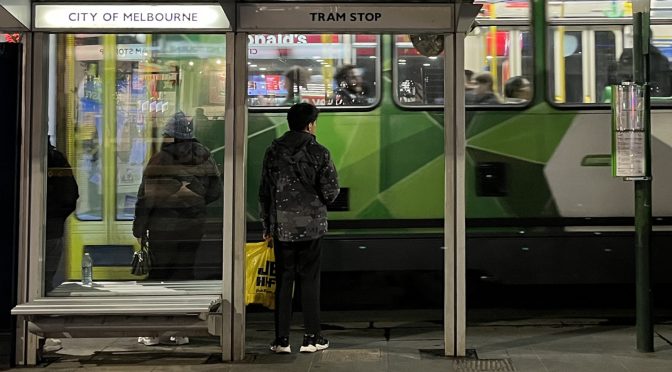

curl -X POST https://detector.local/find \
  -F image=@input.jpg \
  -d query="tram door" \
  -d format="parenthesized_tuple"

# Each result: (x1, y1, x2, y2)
(233, 2, 480, 358)
(57, 34, 229, 282)
(0, 40, 22, 368)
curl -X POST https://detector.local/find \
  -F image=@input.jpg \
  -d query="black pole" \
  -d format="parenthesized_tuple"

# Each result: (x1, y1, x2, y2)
(632, 9, 654, 353)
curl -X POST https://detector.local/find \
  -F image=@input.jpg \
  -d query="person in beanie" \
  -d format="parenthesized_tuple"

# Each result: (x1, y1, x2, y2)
(133, 111, 222, 346)
(259, 102, 340, 353)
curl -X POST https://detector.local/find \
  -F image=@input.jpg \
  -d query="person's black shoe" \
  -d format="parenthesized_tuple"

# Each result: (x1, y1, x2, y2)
(270, 336, 291, 353)
(300, 334, 329, 353)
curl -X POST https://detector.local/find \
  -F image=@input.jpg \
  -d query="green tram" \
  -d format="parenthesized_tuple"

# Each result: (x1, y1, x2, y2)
(53, 1, 672, 307)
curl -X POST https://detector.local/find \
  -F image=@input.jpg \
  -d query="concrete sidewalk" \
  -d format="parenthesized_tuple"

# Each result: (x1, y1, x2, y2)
(8, 310, 672, 371)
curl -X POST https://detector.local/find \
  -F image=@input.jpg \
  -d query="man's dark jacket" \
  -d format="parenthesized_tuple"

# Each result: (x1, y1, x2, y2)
(47, 144, 79, 239)
(259, 131, 340, 242)
(133, 139, 222, 238)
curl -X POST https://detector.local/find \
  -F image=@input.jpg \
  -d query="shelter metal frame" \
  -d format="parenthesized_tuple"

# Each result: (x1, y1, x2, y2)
(8, 0, 479, 364)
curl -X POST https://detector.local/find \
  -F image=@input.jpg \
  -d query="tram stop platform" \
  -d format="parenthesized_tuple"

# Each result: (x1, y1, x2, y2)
(8, 309, 672, 372)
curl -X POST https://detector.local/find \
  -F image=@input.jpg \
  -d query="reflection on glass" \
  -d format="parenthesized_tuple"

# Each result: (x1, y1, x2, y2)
(132, 111, 222, 281)
(394, 29, 533, 106)
(247, 34, 379, 107)
(46, 33, 225, 295)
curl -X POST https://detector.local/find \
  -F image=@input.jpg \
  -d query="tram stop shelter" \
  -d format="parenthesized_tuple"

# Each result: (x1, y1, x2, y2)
(7, 0, 480, 364)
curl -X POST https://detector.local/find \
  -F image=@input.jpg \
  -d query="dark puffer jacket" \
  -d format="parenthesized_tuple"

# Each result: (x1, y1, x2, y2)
(47, 143, 79, 239)
(259, 131, 340, 242)
(133, 139, 222, 238)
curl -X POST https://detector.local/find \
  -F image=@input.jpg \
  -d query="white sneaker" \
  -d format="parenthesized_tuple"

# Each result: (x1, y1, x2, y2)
(170, 336, 189, 345)
(300, 334, 329, 353)
(138, 337, 160, 346)
(270, 337, 291, 354)
(43, 338, 62, 352)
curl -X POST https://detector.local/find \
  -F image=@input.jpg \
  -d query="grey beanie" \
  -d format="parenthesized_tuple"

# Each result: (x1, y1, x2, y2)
(163, 111, 194, 139)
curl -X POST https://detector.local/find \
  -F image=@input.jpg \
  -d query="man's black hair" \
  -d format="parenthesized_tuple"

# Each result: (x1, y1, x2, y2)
(287, 102, 319, 131)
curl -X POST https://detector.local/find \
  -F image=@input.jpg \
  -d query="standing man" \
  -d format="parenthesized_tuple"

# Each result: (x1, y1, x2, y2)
(259, 103, 340, 353)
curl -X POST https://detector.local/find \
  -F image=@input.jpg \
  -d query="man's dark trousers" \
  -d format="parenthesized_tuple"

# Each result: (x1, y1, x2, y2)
(273, 238, 322, 338)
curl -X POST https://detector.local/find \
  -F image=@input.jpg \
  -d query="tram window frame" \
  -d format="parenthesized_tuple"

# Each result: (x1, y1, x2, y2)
(392, 26, 535, 111)
(246, 34, 382, 113)
(547, 24, 672, 109)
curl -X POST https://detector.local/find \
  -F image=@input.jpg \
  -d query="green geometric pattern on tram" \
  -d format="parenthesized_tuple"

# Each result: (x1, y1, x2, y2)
(466, 148, 559, 218)
(468, 103, 576, 165)
(318, 114, 380, 172)
(466, 110, 521, 138)
(358, 198, 393, 219)
(246, 115, 285, 220)
(378, 154, 444, 218)
(318, 114, 382, 219)
(380, 112, 444, 192)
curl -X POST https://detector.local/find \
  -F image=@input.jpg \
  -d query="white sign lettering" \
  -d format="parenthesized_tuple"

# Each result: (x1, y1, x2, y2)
(35, 4, 230, 30)
(248, 34, 308, 45)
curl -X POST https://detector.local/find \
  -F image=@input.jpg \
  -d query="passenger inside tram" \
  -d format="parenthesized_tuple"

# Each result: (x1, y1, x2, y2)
(503, 76, 532, 103)
(465, 72, 502, 105)
(606, 44, 672, 98)
(331, 64, 369, 105)
(465, 69, 477, 92)
(282, 65, 310, 105)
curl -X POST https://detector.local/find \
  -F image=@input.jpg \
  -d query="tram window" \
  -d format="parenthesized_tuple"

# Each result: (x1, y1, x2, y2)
(394, 27, 533, 108)
(46, 34, 225, 290)
(548, 0, 672, 21)
(550, 26, 672, 105)
(247, 34, 380, 108)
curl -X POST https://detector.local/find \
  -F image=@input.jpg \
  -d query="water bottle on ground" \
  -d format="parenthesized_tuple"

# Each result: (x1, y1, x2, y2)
(81, 253, 93, 286)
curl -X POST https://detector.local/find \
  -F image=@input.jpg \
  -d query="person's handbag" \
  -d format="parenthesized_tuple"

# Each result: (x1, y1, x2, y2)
(131, 231, 153, 276)
(245, 238, 276, 309)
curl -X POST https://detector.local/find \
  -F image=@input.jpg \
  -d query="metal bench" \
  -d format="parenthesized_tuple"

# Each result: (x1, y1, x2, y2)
(12, 281, 223, 338)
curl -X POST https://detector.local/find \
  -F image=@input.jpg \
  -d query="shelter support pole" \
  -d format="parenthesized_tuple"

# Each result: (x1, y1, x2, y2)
(444, 32, 466, 357)
(15, 32, 50, 366)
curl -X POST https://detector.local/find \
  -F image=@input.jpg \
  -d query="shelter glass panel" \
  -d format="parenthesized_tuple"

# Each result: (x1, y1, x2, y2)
(45, 33, 225, 295)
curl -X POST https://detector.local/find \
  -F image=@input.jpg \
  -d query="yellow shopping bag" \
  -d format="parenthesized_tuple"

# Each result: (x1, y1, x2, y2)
(245, 239, 276, 309)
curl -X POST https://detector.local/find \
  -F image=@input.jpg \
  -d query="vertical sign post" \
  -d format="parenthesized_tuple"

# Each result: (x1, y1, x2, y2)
(632, 0, 653, 352)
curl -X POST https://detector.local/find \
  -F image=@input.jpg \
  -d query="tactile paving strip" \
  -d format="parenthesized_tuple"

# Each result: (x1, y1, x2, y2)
(320, 348, 383, 362)
(454, 358, 515, 371)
